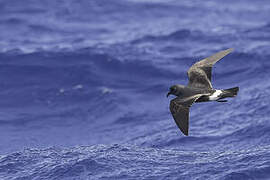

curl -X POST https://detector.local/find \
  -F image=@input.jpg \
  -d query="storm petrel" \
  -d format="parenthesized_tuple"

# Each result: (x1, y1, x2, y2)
(167, 48, 239, 136)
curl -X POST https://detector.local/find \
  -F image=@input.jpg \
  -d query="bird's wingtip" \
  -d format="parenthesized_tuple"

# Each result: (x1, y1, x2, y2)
(180, 128, 189, 136)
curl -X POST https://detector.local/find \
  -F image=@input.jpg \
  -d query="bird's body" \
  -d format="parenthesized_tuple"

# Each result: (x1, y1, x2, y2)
(167, 48, 239, 136)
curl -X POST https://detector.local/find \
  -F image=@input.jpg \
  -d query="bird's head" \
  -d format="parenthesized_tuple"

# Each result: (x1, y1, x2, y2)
(167, 85, 185, 97)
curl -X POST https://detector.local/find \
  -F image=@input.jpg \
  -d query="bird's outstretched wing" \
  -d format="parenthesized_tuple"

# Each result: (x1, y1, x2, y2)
(187, 48, 233, 90)
(169, 95, 202, 136)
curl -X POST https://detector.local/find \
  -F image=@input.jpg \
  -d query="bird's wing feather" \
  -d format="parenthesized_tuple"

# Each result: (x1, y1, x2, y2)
(187, 48, 233, 89)
(169, 95, 202, 136)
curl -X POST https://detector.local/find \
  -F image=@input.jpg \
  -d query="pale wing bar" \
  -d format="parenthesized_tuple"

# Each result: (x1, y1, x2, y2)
(187, 48, 234, 89)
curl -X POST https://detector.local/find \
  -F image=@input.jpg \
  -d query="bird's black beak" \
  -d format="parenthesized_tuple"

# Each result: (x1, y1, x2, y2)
(167, 91, 171, 98)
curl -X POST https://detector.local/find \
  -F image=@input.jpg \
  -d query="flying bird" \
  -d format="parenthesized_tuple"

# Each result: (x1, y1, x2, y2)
(167, 48, 239, 136)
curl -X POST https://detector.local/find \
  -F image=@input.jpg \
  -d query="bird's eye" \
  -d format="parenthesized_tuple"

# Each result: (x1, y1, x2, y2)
(170, 87, 176, 92)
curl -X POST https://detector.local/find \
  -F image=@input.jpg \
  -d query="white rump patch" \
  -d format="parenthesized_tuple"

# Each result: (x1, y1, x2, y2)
(209, 90, 222, 101)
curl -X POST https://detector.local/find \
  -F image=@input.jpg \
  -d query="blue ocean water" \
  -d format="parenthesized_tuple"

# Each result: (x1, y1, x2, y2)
(0, 0, 270, 179)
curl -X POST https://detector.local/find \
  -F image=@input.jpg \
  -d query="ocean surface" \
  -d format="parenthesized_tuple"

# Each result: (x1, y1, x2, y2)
(0, 0, 270, 179)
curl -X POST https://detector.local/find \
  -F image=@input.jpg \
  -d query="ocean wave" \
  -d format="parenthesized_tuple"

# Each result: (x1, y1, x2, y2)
(0, 0, 269, 54)
(0, 144, 269, 180)
(1, 0, 270, 179)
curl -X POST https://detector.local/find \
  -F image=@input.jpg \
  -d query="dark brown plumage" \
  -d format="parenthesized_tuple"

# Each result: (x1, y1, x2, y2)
(187, 48, 233, 90)
(167, 48, 238, 136)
